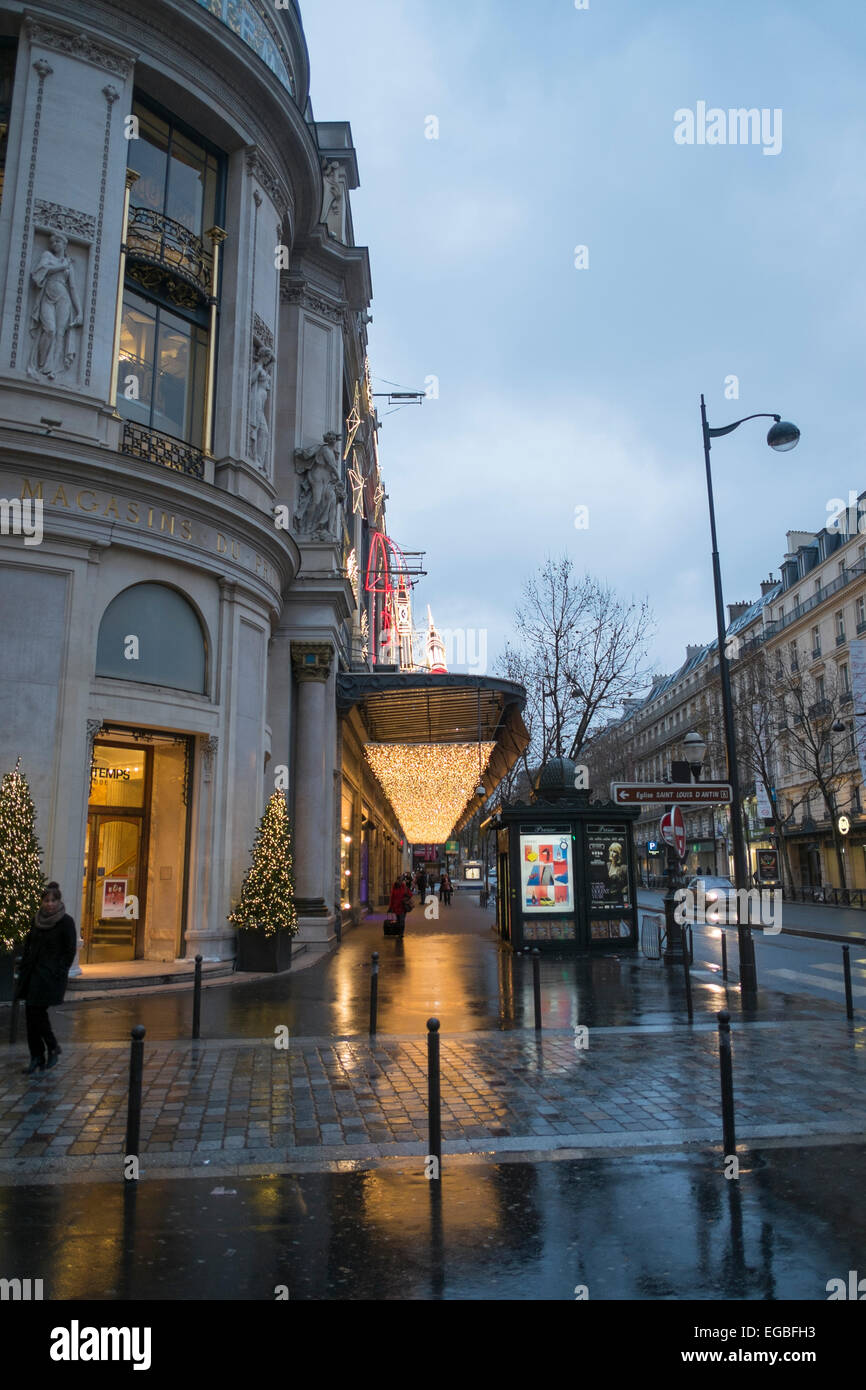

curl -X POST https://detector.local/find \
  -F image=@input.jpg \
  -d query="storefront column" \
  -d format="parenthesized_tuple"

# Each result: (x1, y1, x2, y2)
(291, 642, 336, 944)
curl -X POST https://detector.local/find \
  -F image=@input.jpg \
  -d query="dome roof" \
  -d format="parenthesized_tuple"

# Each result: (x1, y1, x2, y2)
(531, 757, 578, 800)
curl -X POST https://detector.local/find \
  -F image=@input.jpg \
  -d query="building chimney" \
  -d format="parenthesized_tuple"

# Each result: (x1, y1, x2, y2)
(727, 601, 751, 625)
(760, 576, 777, 597)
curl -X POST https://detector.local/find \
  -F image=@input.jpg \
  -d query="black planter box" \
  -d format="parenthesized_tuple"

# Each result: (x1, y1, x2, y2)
(234, 928, 294, 973)
(0, 950, 18, 1003)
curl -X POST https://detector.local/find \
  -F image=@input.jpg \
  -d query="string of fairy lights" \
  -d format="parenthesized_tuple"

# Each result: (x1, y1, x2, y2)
(364, 742, 496, 844)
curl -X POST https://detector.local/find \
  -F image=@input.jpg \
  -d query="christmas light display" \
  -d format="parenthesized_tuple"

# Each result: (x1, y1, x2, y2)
(227, 791, 298, 936)
(0, 758, 46, 952)
(364, 742, 495, 843)
(365, 531, 416, 669)
(346, 548, 359, 601)
(347, 452, 365, 516)
(344, 381, 361, 457)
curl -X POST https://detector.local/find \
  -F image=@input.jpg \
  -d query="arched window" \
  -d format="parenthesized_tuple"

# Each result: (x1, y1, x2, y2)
(96, 583, 207, 693)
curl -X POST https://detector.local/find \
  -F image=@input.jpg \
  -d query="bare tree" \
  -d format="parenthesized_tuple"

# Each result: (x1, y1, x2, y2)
(499, 556, 653, 773)
(729, 648, 796, 892)
(772, 651, 858, 890)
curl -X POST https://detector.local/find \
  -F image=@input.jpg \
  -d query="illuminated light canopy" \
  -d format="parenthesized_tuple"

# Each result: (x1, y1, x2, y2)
(364, 741, 495, 844)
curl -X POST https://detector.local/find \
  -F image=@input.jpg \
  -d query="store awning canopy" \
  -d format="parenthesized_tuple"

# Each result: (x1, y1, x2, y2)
(337, 672, 529, 842)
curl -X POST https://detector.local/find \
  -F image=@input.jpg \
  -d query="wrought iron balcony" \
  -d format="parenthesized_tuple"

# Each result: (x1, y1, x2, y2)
(126, 207, 212, 308)
(807, 697, 832, 719)
(121, 419, 204, 479)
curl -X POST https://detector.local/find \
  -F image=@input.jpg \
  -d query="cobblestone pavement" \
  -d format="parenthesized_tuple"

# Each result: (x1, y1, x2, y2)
(1, 1017, 863, 1180)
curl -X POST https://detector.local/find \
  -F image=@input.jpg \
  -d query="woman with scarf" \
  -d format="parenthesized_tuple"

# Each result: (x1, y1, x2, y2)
(17, 881, 77, 1075)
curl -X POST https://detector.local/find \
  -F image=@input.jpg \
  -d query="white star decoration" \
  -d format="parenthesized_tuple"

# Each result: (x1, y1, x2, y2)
(347, 453, 365, 515)
(344, 382, 361, 458)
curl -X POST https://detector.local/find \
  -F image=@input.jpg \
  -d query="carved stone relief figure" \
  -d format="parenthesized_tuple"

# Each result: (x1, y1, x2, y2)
(27, 231, 83, 382)
(322, 160, 344, 240)
(293, 431, 346, 540)
(248, 342, 274, 469)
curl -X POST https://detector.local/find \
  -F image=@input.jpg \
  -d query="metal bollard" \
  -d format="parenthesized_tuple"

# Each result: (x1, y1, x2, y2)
(682, 927, 693, 1022)
(532, 949, 542, 1032)
(427, 1017, 441, 1178)
(717, 1009, 736, 1156)
(192, 954, 203, 1040)
(369, 952, 379, 1037)
(720, 932, 728, 982)
(124, 1025, 146, 1176)
(842, 944, 854, 1020)
(8, 955, 21, 1045)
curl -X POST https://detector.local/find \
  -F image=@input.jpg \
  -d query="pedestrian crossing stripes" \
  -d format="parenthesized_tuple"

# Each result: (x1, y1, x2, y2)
(766, 968, 865, 996)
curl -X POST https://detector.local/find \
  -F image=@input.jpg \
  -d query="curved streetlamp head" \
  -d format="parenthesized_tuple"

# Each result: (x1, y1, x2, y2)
(683, 729, 707, 777)
(832, 719, 847, 734)
(767, 419, 800, 452)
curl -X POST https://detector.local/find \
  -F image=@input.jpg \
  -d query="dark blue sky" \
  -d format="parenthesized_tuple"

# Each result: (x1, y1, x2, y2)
(303, 0, 866, 683)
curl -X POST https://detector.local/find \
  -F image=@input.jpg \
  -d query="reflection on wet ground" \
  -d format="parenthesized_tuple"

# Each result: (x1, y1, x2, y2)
(48, 900, 831, 1046)
(1, 1145, 862, 1300)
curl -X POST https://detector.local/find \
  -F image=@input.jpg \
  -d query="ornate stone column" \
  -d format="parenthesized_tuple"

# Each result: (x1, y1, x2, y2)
(291, 641, 336, 944)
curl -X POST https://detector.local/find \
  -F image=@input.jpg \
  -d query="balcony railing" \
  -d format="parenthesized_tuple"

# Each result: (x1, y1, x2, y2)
(763, 562, 866, 639)
(121, 419, 204, 479)
(808, 698, 832, 719)
(126, 207, 212, 308)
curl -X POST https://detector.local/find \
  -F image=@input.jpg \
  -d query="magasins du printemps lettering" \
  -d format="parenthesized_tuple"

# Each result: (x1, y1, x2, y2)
(16, 478, 278, 585)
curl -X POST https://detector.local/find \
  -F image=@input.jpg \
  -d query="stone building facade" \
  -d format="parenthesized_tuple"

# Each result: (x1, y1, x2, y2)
(585, 499, 866, 894)
(0, 0, 406, 967)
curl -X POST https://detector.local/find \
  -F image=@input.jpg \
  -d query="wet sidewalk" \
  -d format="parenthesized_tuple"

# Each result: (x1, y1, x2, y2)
(11, 892, 850, 1047)
(1, 1013, 863, 1181)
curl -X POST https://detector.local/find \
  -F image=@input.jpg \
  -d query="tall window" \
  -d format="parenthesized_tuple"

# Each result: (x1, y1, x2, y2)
(118, 291, 208, 446)
(118, 97, 224, 452)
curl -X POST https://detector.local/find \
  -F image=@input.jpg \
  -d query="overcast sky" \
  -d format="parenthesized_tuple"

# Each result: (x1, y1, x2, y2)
(302, 0, 865, 688)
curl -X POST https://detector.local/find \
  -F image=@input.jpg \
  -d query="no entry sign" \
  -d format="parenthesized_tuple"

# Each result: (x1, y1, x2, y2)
(660, 805, 686, 859)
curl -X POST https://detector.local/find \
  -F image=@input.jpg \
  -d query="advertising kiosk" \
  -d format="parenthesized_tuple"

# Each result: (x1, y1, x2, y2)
(493, 757, 640, 953)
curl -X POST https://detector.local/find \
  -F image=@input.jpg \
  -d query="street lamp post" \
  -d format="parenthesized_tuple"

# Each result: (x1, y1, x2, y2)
(700, 396, 800, 1000)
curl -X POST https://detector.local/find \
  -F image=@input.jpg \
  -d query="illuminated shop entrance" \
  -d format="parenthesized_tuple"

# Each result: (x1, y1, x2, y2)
(82, 734, 193, 963)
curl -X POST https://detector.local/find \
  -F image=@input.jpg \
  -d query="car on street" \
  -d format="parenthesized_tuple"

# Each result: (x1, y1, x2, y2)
(685, 875, 737, 924)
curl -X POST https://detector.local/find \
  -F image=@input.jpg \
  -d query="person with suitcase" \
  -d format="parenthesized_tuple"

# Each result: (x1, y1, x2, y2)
(387, 878, 411, 937)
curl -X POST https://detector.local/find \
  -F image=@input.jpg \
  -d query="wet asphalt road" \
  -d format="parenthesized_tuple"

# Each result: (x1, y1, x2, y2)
(2, 1144, 863, 1300)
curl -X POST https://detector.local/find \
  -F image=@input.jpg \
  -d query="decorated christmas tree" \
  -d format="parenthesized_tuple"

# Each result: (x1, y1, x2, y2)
(228, 791, 298, 936)
(0, 759, 46, 953)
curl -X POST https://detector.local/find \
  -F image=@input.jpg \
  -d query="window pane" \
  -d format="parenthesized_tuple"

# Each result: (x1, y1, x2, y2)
(166, 127, 207, 233)
(154, 313, 192, 439)
(130, 105, 170, 215)
(117, 293, 156, 424)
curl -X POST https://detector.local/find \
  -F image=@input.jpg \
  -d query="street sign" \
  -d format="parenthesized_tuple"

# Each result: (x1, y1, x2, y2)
(838, 815, 851, 836)
(660, 806, 686, 859)
(611, 782, 732, 806)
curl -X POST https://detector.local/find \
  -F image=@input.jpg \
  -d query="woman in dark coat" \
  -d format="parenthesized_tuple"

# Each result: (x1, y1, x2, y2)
(17, 881, 77, 1075)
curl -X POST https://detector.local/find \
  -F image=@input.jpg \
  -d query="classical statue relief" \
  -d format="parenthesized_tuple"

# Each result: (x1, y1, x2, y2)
(293, 432, 345, 540)
(27, 231, 83, 382)
(248, 344, 274, 469)
(322, 161, 343, 240)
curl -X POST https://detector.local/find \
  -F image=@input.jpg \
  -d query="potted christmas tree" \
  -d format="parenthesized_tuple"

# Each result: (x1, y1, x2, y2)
(229, 791, 298, 972)
(0, 760, 47, 1001)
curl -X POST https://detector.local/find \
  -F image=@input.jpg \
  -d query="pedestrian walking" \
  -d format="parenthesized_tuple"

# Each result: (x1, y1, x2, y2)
(389, 877, 413, 937)
(440, 872, 452, 906)
(417, 869, 427, 903)
(16, 881, 77, 1075)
